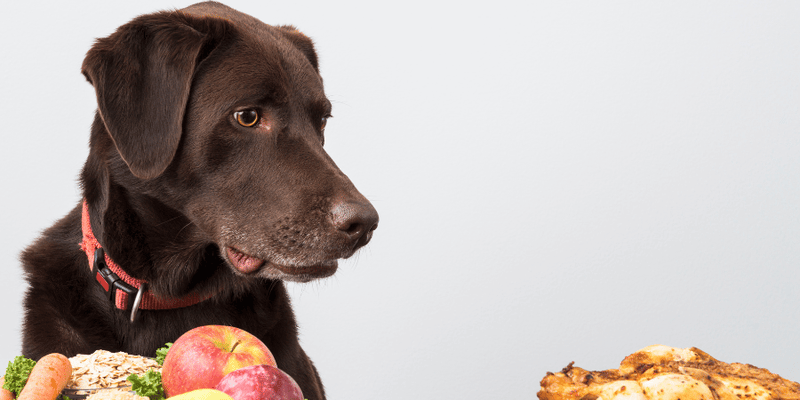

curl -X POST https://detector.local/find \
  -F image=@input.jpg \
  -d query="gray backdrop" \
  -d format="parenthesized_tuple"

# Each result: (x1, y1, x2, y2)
(1, 1, 798, 398)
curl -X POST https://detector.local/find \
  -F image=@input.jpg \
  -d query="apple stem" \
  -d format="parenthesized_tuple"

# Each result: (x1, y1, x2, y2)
(230, 340, 240, 353)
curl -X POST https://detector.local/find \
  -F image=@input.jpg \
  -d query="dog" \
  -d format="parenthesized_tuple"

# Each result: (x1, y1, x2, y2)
(19, 2, 378, 398)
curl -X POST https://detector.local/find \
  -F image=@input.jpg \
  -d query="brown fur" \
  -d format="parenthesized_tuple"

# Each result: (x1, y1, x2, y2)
(19, 3, 378, 399)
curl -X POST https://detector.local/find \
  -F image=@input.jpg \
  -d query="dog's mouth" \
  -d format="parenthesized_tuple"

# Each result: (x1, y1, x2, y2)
(224, 246, 338, 281)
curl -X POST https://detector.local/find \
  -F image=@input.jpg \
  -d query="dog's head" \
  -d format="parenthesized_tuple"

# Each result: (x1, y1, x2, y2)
(80, 1, 378, 283)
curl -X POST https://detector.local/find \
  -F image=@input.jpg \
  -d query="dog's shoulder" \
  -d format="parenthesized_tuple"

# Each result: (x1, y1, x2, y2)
(21, 203, 121, 358)
(21, 203, 85, 281)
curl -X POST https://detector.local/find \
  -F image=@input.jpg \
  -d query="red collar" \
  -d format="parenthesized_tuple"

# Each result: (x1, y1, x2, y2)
(80, 201, 213, 321)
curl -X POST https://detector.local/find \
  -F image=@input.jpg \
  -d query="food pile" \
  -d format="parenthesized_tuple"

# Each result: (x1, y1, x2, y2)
(2, 325, 305, 400)
(538, 344, 800, 400)
(68, 350, 161, 390)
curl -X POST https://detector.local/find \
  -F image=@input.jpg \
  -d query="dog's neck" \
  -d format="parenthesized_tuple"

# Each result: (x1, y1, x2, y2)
(82, 182, 218, 296)
(80, 200, 214, 318)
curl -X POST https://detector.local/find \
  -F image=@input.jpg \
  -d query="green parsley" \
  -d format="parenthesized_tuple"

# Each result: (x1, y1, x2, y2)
(3, 355, 36, 396)
(155, 342, 172, 366)
(127, 370, 165, 400)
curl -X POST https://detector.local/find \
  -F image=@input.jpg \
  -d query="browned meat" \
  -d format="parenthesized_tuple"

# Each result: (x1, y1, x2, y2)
(538, 345, 800, 400)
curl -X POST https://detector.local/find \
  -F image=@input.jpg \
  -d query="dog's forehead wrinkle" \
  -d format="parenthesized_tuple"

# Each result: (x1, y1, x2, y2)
(224, 25, 319, 101)
(188, 41, 291, 115)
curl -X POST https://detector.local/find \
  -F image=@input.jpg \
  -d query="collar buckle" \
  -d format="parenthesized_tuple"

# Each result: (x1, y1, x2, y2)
(92, 248, 139, 317)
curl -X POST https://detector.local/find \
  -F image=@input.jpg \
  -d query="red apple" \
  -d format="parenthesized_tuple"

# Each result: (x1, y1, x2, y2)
(215, 365, 303, 400)
(162, 325, 277, 397)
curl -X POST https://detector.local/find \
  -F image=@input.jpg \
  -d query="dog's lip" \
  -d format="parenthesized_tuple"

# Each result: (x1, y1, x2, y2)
(223, 246, 338, 277)
(271, 259, 338, 277)
(226, 246, 266, 273)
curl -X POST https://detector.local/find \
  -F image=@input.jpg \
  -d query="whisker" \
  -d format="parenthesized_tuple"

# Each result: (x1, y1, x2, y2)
(155, 215, 185, 227)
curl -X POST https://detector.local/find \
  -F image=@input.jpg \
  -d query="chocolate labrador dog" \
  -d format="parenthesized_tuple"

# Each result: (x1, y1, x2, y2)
(19, 2, 377, 398)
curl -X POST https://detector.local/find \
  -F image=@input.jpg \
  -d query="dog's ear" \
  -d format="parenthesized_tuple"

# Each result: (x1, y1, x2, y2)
(276, 25, 319, 73)
(82, 12, 230, 179)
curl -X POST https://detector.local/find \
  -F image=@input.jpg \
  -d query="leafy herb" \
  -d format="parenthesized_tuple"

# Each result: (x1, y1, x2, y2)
(155, 342, 172, 366)
(127, 370, 165, 400)
(3, 355, 36, 395)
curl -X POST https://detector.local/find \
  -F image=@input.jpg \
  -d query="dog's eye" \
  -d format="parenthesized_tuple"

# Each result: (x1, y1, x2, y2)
(321, 115, 332, 131)
(234, 110, 259, 127)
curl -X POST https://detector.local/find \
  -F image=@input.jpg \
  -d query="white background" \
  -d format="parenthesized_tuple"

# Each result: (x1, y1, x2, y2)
(1, 1, 799, 398)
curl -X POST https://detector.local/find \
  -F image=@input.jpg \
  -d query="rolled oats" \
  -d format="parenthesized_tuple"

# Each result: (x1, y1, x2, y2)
(67, 350, 161, 389)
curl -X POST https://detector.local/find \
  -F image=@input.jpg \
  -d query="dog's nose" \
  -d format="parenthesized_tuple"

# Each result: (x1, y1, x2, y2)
(331, 201, 379, 249)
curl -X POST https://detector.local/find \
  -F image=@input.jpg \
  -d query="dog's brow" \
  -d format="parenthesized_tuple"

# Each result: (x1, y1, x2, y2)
(258, 92, 289, 107)
(312, 98, 333, 116)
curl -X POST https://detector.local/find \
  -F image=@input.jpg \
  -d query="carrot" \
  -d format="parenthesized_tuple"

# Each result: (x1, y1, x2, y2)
(17, 353, 71, 400)
(0, 376, 15, 400)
